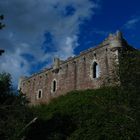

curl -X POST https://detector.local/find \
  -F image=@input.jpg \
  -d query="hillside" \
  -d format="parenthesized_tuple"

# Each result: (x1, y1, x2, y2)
(25, 87, 140, 140)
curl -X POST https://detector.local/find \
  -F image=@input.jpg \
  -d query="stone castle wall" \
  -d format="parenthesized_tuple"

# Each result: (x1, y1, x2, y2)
(19, 31, 127, 105)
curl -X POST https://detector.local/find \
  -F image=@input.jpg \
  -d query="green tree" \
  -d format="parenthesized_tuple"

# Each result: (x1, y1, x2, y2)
(0, 73, 12, 103)
(0, 73, 32, 140)
(0, 14, 5, 29)
(0, 14, 5, 55)
(119, 48, 140, 89)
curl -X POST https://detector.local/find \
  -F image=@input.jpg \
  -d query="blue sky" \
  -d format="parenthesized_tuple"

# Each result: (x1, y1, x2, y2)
(0, 0, 140, 86)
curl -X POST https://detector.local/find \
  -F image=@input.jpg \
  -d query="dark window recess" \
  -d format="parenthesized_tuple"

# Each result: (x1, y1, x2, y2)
(83, 57, 86, 61)
(53, 80, 56, 92)
(73, 61, 76, 64)
(38, 90, 42, 98)
(93, 62, 99, 78)
(45, 73, 48, 77)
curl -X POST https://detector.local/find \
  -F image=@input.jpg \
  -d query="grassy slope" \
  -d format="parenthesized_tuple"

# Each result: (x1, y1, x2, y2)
(26, 87, 140, 140)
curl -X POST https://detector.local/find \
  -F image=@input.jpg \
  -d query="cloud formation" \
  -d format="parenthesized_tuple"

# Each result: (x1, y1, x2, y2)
(0, 0, 99, 86)
(124, 17, 140, 29)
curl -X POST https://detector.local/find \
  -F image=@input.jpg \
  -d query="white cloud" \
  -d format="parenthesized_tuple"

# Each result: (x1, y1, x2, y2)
(0, 46, 30, 86)
(0, 0, 99, 86)
(124, 17, 140, 29)
(92, 28, 109, 36)
(59, 36, 78, 59)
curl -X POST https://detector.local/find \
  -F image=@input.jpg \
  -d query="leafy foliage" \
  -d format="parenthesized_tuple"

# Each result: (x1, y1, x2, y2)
(0, 14, 5, 29)
(0, 73, 12, 103)
(0, 73, 32, 140)
(119, 47, 140, 89)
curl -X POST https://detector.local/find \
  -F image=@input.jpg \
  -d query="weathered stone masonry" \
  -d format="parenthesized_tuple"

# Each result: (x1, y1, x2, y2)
(19, 31, 131, 105)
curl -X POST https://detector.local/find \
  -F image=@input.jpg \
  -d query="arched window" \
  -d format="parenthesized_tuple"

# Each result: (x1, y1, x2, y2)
(37, 89, 42, 99)
(52, 80, 56, 92)
(93, 62, 100, 78)
(38, 90, 42, 98)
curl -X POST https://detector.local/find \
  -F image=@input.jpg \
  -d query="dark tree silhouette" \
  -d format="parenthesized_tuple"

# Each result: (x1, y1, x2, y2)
(0, 14, 5, 29)
(0, 14, 5, 56)
(0, 49, 5, 55)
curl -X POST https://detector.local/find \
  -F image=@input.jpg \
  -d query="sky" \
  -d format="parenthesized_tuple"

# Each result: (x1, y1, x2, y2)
(0, 0, 140, 87)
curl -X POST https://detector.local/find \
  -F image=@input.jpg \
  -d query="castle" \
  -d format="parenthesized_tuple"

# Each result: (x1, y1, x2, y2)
(18, 31, 132, 105)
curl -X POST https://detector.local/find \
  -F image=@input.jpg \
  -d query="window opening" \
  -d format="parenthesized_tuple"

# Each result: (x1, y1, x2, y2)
(38, 90, 42, 98)
(53, 80, 56, 92)
(37, 89, 42, 99)
(93, 62, 100, 78)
